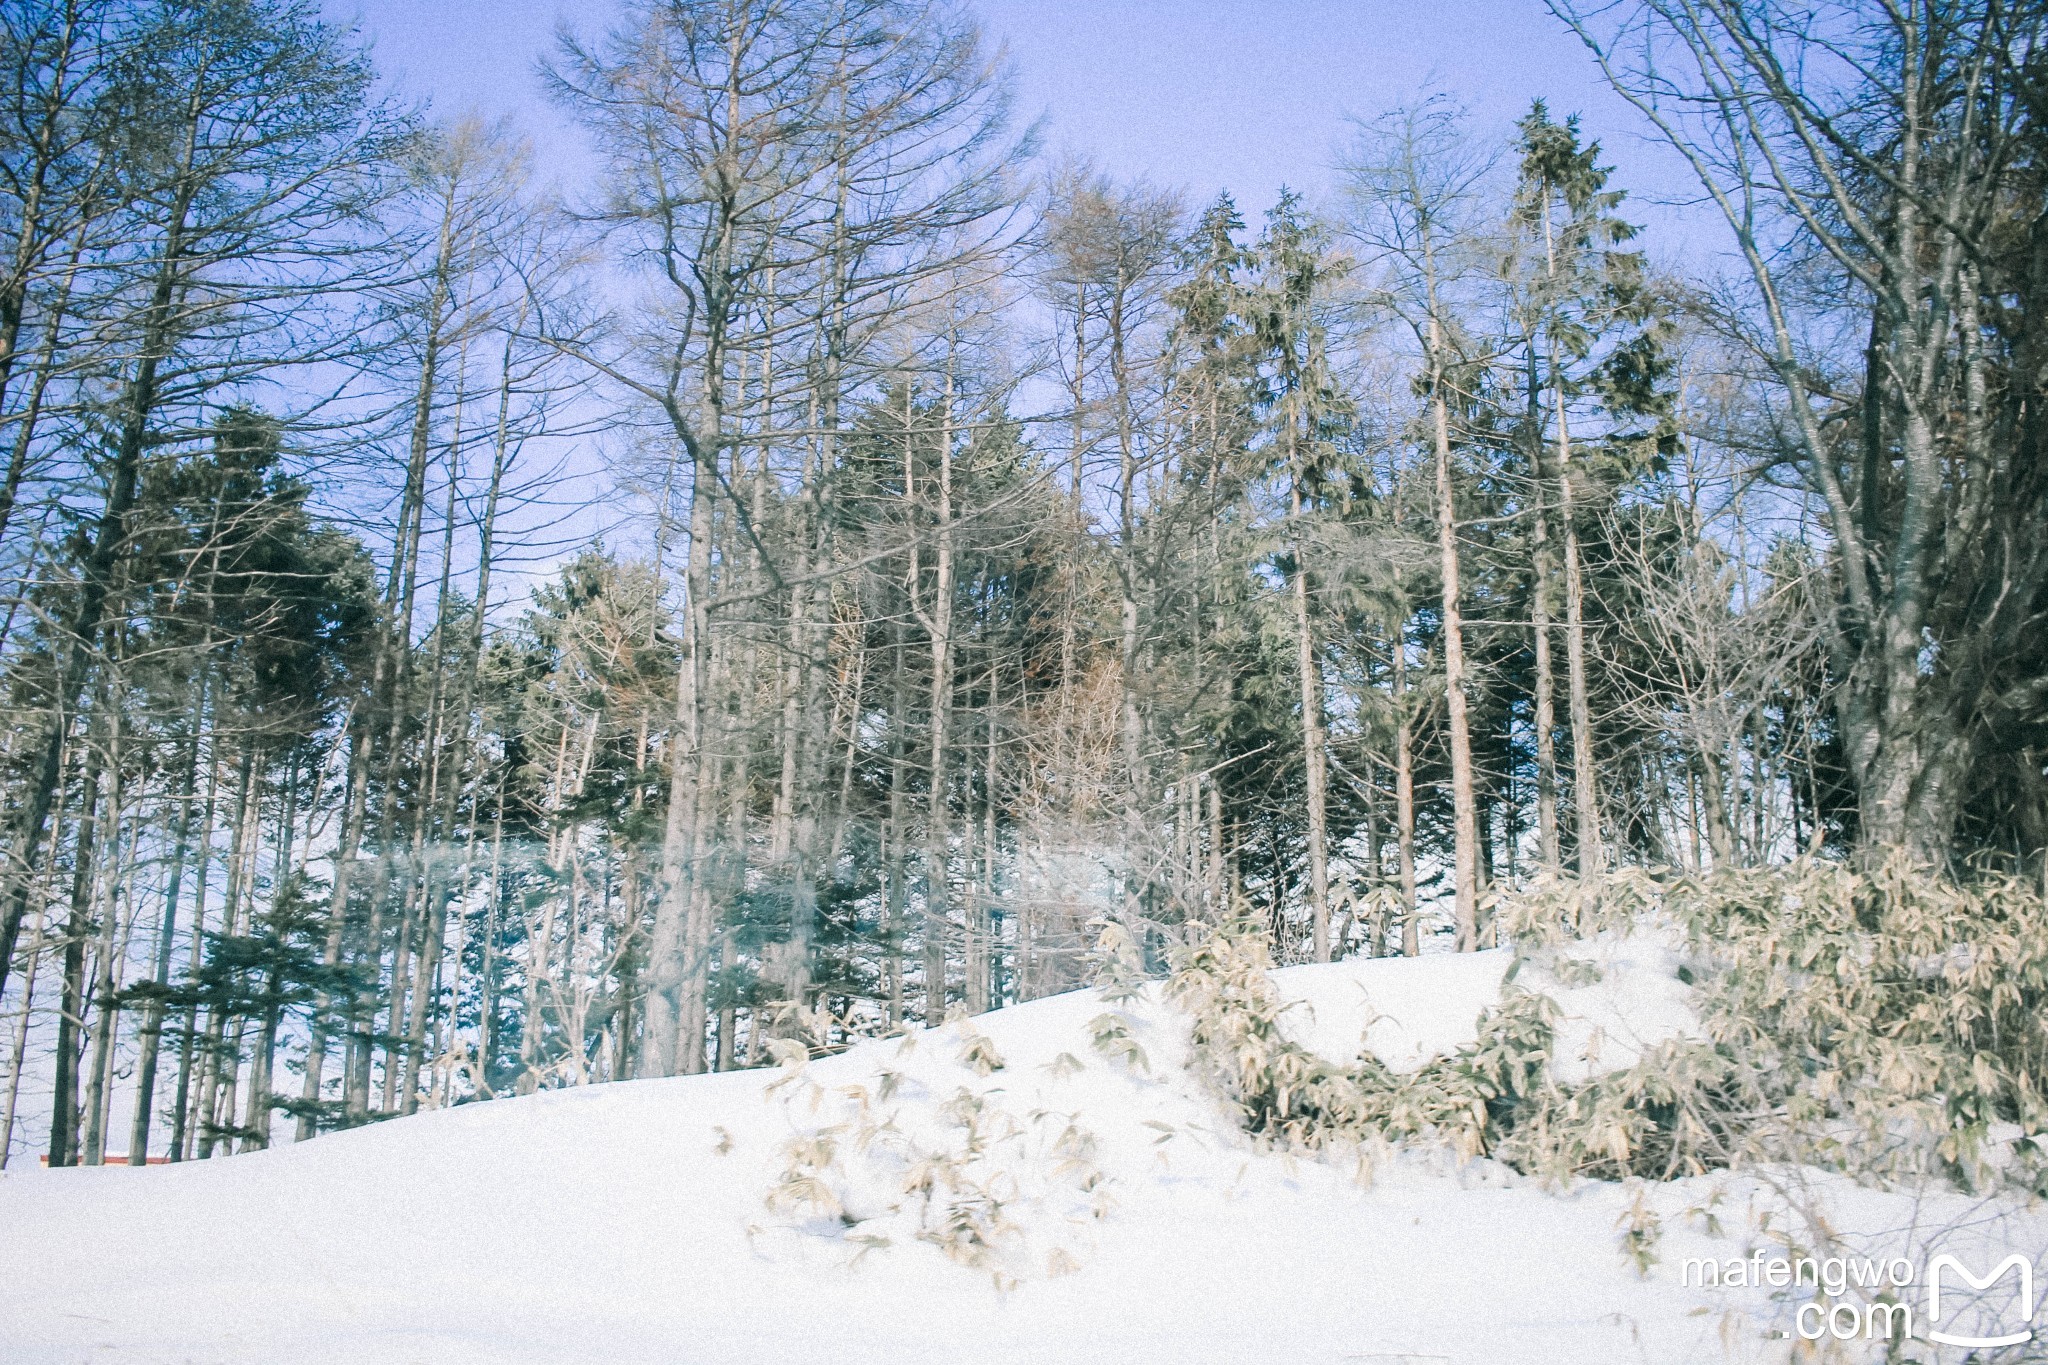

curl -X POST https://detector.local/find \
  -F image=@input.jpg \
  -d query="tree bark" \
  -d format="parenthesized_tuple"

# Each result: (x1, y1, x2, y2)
(1555, 386, 1603, 874)
(921, 366, 956, 1021)
(1429, 319, 1482, 951)
(1292, 475, 1332, 961)
(1393, 629, 1419, 957)
(1526, 347, 1560, 871)
(48, 739, 102, 1168)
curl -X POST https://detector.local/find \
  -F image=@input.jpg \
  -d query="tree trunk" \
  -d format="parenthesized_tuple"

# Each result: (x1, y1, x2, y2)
(129, 681, 206, 1162)
(1394, 633, 1419, 957)
(1526, 348, 1560, 871)
(922, 367, 956, 1022)
(1557, 395, 1602, 874)
(884, 624, 908, 1027)
(1429, 324, 1481, 951)
(80, 739, 130, 1166)
(169, 741, 223, 1162)
(1291, 476, 1331, 961)
(49, 742, 103, 1169)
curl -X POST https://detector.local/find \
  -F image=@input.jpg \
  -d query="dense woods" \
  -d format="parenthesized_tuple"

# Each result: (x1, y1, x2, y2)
(2, 0, 2043, 1169)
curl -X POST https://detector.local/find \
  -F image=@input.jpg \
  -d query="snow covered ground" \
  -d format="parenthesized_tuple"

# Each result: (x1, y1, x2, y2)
(4, 937, 2042, 1364)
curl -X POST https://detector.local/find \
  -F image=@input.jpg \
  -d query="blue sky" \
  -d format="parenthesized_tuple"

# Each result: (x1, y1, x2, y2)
(336, 0, 1697, 231)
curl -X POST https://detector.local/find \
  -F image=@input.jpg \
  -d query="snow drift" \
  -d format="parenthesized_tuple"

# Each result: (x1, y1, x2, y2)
(2, 933, 2039, 1364)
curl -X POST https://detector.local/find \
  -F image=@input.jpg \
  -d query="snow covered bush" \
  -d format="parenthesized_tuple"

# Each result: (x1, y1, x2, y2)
(1648, 855, 2048, 1191)
(1166, 912, 1732, 1181)
(758, 1017, 1114, 1288)
(1177, 856, 2048, 1193)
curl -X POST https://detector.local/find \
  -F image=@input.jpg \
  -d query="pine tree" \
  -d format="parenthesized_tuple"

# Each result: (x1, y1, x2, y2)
(1509, 102, 1671, 875)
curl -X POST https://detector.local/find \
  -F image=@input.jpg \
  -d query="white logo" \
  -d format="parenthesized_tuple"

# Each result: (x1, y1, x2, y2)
(1925, 1253, 2035, 1350)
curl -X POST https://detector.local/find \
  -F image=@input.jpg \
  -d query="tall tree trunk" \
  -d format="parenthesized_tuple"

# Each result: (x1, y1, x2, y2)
(1430, 326, 1481, 951)
(645, 370, 722, 1077)
(81, 719, 130, 1165)
(1110, 274, 1148, 942)
(241, 965, 284, 1152)
(1526, 347, 1560, 871)
(129, 678, 206, 1162)
(921, 366, 956, 1021)
(884, 624, 908, 1026)
(1393, 631, 1419, 957)
(0, 873, 51, 1169)
(196, 745, 258, 1158)
(49, 740, 103, 1169)
(169, 739, 222, 1162)
(1555, 389, 1602, 874)
(966, 679, 995, 1014)
(1057, 281, 1087, 795)
(1291, 473, 1331, 962)
(1207, 780, 1225, 914)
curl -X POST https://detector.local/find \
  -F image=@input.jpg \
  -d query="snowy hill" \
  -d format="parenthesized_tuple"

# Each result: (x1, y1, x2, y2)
(3, 940, 2039, 1365)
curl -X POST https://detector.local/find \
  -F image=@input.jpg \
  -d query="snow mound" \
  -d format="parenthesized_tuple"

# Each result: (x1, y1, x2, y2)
(1271, 947, 1514, 1072)
(1271, 924, 1702, 1084)
(1530, 925, 1705, 1085)
(2, 941, 2039, 1365)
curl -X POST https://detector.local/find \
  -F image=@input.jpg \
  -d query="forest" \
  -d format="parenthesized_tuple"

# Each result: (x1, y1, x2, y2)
(1, 0, 2044, 1181)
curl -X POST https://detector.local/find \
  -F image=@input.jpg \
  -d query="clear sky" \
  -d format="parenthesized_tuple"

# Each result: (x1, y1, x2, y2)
(335, 0, 1697, 232)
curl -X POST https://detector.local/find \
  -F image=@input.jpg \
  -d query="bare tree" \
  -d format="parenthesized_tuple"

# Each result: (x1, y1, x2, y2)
(1552, 0, 2048, 861)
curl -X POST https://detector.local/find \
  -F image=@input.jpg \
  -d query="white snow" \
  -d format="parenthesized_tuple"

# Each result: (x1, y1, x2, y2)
(3, 937, 2041, 1365)
(1271, 926, 1702, 1085)
(1272, 948, 1514, 1072)
(1531, 926, 1705, 1086)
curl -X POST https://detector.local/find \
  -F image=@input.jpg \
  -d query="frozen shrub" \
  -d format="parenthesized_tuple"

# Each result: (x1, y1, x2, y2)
(1175, 856, 2048, 1191)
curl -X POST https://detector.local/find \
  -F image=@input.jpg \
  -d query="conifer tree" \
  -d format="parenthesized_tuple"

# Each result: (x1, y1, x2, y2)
(1508, 101, 1671, 875)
